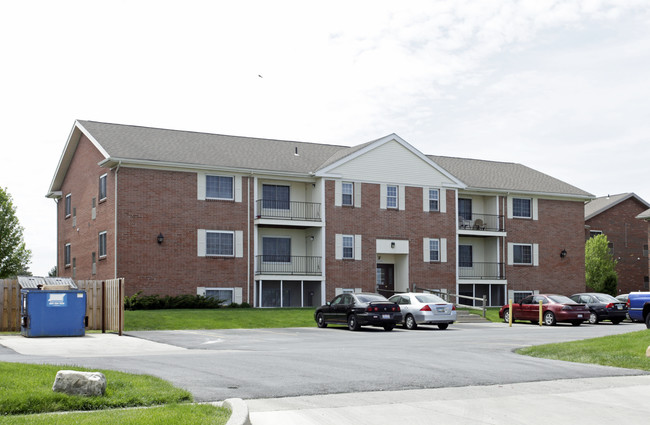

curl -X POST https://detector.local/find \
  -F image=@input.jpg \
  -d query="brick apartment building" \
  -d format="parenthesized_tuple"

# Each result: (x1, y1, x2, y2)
(47, 120, 593, 307)
(585, 193, 650, 293)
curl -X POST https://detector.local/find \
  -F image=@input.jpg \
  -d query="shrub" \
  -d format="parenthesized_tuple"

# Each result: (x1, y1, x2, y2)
(124, 292, 225, 310)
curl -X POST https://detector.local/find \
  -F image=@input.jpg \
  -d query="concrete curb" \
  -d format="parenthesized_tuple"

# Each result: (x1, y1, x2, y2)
(222, 398, 251, 425)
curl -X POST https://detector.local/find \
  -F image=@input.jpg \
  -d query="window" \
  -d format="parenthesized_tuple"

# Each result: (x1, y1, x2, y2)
(459, 245, 473, 267)
(428, 239, 440, 262)
(342, 235, 354, 259)
(513, 244, 532, 265)
(512, 198, 532, 218)
(514, 291, 533, 303)
(262, 237, 291, 262)
(429, 189, 439, 212)
(98, 231, 107, 258)
(644, 245, 648, 257)
(386, 185, 398, 209)
(458, 198, 472, 221)
(205, 288, 234, 305)
(589, 230, 603, 238)
(65, 194, 71, 217)
(342, 182, 353, 206)
(64, 244, 71, 266)
(99, 174, 107, 200)
(92, 252, 96, 275)
(262, 184, 290, 209)
(206, 175, 234, 200)
(206, 231, 234, 256)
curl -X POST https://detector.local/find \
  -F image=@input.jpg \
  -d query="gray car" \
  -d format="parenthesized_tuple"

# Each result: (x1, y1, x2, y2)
(388, 292, 457, 330)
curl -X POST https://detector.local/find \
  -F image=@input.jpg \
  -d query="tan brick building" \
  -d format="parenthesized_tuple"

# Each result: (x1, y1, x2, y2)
(47, 120, 593, 307)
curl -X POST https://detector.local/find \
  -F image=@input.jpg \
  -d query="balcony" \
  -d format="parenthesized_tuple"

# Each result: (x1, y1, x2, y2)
(458, 213, 505, 232)
(256, 200, 321, 222)
(459, 262, 505, 280)
(255, 255, 322, 276)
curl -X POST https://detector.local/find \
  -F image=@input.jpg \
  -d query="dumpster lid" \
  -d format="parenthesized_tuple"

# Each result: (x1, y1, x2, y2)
(18, 276, 78, 289)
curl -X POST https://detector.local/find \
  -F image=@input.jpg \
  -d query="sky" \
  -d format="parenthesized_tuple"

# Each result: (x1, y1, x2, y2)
(1, 0, 649, 276)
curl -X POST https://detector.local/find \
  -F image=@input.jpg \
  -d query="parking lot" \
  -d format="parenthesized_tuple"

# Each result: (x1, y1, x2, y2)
(1, 321, 646, 402)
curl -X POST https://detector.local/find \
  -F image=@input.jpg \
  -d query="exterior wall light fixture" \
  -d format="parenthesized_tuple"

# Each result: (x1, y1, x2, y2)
(560, 249, 567, 258)
(391, 242, 396, 248)
(157, 233, 164, 244)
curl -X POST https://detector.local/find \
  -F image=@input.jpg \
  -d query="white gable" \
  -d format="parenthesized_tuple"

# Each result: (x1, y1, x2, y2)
(323, 138, 461, 187)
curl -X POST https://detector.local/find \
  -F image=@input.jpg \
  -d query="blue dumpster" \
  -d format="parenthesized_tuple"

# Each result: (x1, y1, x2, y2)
(18, 277, 87, 338)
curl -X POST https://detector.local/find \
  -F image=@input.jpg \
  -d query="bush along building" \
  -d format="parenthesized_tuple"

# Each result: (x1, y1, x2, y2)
(585, 193, 650, 293)
(47, 120, 593, 307)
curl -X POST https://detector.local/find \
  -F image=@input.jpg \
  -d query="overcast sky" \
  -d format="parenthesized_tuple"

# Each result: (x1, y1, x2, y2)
(1, 0, 649, 276)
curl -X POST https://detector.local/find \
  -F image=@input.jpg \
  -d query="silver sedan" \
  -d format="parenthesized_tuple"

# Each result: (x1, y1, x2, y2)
(388, 292, 457, 330)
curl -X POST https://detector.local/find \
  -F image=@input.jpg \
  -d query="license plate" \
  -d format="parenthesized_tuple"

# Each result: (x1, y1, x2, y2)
(437, 307, 446, 312)
(382, 314, 390, 319)
(617, 305, 622, 310)
(577, 314, 583, 318)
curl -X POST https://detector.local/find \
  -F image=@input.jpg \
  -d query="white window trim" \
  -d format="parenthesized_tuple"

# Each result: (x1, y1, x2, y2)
(197, 173, 242, 202)
(386, 185, 398, 209)
(98, 231, 107, 258)
(198, 229, 243, 258)
(99, 173, 107, 201)
(336, 234, 362, 260)
(342, 235, 354, 259)
(64, 243, 71, 266)
(507, 196, 538, 220)
(423, 238, 447, 262)
(65, 193, 71, 217)
(341, 182, 354, 206)
(197, 287, 243, 304)
(429, 238, 440, 262)
(508, 243, 539, 266)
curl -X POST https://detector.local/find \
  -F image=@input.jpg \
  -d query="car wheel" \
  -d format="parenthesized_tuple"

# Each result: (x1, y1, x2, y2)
(348, 314, 360, 331)
(571, 321, 582, 326)
(645, 314, 650, 329)
(405, 315, 417, 330)
(383, 325, 394, 331)
(438, 323, 449, 330)
(316, 312, 327, 328)
(543, 311, 556, 326)
(503, 310, 510, 323)
(588, 312, 599, 325)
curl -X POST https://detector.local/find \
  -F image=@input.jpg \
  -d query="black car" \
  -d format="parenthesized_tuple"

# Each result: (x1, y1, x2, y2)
(315, 292, 402, 331)
(569, 293, 628, 324)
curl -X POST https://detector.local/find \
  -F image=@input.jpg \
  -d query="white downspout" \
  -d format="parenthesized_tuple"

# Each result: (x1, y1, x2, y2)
(114, 162, 121, 278)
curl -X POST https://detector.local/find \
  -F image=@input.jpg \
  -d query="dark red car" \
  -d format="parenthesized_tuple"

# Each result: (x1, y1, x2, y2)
(499, 294, 590, 326)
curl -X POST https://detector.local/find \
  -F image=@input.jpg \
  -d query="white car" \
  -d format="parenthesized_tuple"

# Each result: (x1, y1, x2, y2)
(388, 292, 456, 330)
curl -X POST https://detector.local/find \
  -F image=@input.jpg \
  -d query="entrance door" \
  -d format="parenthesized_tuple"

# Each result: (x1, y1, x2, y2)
(376, 264, 394, 297)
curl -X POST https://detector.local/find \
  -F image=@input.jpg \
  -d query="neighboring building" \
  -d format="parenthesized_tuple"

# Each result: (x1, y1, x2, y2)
(585, 193, 650, 293)
(47, 120, 593, 307)
(636, 207, 650, 289)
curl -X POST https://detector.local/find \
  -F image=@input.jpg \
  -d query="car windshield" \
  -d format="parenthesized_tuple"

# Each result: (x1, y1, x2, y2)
(593, 294, 618, 302)
(415, 294, 446, 303)
(356, 294, 388, 303)
(548, 295, 575, 304)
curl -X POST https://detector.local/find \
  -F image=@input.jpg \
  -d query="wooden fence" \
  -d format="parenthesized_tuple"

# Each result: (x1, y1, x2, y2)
(0, 278, 124, 334)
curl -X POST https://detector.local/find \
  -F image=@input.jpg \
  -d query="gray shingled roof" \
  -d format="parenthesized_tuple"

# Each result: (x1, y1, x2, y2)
(585, 193, 650, 220)
(428, 155, 593, 198)
(74, 121, 592, 198)
(78, 120, 348, 174)
(637, 208, 650, 220)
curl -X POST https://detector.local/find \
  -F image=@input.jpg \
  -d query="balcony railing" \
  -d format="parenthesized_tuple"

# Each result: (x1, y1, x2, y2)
(256, 200, 321, 221)
(459, 262, 505, 280)
(458, 213, 505, 232)
(255, 255, 322, 275)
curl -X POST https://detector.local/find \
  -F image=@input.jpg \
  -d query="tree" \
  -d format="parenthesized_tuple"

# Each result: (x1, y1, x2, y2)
(48, 265, 58, 277)
(585, 233, 618, 296)
(0, 187, 31, 278)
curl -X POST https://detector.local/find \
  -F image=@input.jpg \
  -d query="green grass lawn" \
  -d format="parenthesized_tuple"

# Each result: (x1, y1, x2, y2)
(125, 307, 317, 330)
(459, 307, 502, 322)
(517, 329, 650, 371)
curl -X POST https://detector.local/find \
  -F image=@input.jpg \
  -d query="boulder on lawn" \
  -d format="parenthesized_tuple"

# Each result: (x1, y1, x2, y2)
(52, 370, 107, 397)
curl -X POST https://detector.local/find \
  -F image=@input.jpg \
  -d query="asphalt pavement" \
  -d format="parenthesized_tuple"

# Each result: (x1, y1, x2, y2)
(2, 323, 650, 424)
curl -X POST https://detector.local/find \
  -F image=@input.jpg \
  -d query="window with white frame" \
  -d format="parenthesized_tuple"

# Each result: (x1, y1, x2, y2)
(342, 235, 354, 259)
(64, 243, 71, 266)
(512, 198, 532, 218)
(342, 182, 353, 206)
(513, 291, 533, 303)
(429, 238, 440, 262)
(99, 174, 107, 201)
(386, 185, 398, 209)
(65, 194, 71, 217)
(429, 189, 439, 212)
(98, 231, 107, 258)
(589, 230, 603, 238)
(262, 237, 291, 262)
(513, 244, 532, 265)
(206, 175, 234, 200)
(205, 288, 234, 304)
(206, 231, 234, 256)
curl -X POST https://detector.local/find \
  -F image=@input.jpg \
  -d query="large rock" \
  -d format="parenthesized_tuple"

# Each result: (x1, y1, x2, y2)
(52, 370, 107, 397)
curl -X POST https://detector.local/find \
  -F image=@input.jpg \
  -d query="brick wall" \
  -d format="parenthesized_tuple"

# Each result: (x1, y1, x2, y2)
(586, 197, 650, 293)
(506, 199, 586, 296)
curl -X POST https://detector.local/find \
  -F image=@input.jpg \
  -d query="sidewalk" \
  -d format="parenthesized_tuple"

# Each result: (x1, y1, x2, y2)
(247, 375, 650, 425)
